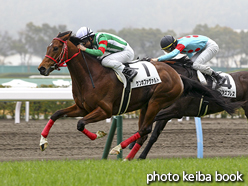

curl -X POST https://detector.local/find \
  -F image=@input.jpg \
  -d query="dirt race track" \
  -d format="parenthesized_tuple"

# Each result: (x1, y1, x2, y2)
(0, 118, 248, 161)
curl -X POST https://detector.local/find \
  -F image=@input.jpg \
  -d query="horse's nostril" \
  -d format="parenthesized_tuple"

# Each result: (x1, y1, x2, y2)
(38, 66, 46, 75)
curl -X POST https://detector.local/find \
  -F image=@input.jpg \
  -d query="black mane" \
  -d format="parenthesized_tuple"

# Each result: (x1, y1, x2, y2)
(56, 31, 82, 47)
(57, 31, 72, 38)
(168, 56, 193, 65)
(69, 35, 82, 46)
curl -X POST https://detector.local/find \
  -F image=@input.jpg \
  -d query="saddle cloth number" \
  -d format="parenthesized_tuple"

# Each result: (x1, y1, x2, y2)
(129, 62, 162, 89)
(217, 75, 235, 97)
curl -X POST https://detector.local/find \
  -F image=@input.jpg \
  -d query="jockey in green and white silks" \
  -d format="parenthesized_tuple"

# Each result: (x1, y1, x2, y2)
(76, 27, 137, 82)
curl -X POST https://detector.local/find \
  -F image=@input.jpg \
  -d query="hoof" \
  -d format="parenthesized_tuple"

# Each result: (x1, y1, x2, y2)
(40, 135, 48, 151)
(40, 143, 48, 151)
(109, 144, 122, 155)
(96, 131, 107, 139)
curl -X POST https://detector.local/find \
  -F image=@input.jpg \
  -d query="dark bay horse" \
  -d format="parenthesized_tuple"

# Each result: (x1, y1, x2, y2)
(37, 31, 238, 158)
(128, 57, 248, 160)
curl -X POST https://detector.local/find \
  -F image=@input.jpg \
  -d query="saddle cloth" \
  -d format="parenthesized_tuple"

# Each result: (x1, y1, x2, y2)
(114, 61, 162, 115)
(197, 70, 236, 98)
(114, 61, 162, 88)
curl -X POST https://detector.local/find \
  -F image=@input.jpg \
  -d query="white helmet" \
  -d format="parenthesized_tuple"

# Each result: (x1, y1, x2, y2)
(76, 27, 95, 40)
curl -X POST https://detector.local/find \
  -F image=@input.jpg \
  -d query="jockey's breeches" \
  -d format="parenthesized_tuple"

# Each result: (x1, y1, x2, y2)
(101, 44, 134, 71)
(191, 39, 219, 75)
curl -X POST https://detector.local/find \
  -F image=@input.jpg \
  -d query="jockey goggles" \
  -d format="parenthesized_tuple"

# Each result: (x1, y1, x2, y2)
(161, 39, 177, 50)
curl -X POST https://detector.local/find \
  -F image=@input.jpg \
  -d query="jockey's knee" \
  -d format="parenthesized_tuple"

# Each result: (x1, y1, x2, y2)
(192, 63, 212, 75)
(192, 63, 201, 70)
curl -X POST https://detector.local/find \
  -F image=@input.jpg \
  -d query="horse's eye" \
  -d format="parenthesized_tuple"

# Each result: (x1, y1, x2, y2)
(53, 47, 59, 51)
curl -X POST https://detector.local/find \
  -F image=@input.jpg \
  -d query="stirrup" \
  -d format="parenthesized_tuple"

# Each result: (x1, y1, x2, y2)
(126, 71, 137, 82)
(123, 68, 137, 82)
(218, 77, 226, 85)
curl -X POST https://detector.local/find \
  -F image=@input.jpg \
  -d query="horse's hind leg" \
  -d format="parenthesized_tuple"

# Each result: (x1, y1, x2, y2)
(109, 102, 163, 156)
(125, 120, 168, 160)
(125, 128, 150, 160)
(124, 106, 151, 160)
(138, 120, 168, 159)
(241, 103, 248, 121)
(40, 104, 86, 151)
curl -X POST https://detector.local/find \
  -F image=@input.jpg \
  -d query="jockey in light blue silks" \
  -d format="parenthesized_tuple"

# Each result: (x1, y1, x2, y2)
(151, 35, 226, 86)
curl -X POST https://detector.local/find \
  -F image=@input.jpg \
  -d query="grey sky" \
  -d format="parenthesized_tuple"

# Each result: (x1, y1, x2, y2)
(1, 0, 247, 36)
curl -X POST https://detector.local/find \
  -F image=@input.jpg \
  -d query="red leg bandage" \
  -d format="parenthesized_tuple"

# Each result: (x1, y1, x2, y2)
(41, 119, 54, 138)
(125, 143, 141, 160)
(82, 128, 97, 140)
(121, 132, 141, 149)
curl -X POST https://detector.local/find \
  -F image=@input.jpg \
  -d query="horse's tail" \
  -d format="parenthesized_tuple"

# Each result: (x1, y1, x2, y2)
(180, 75, 240, 115)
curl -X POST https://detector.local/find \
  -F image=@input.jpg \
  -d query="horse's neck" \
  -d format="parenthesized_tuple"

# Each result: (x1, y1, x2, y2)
(66, 53, 104, 88)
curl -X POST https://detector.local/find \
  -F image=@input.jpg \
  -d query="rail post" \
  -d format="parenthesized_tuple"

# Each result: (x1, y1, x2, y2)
(116, 116, 123, 159)
(194, 117, 203, 158)
(102, 116, 123, 159)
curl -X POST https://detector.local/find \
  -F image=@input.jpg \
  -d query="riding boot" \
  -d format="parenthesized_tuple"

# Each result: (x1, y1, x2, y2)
(211, 71, 226, 86)
(122, 66, 138, 82)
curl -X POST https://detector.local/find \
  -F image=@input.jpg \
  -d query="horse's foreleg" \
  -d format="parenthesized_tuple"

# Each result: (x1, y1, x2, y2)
(40, 104, 85, 151)
(77, 107, 109, 140)
(41, 104, 85, 138)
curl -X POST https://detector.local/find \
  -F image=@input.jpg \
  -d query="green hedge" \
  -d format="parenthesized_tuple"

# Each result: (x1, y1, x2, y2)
(0, 100, 245, 120)
(0, 84, 246, 120)
(0, 100, 75, 120)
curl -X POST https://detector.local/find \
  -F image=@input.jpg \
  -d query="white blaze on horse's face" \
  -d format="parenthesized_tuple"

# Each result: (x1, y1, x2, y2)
(49, 42, 52, 47)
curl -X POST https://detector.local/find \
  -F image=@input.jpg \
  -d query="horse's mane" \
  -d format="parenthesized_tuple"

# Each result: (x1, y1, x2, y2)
(57, 31, 72, 38)
(69, 35, 82, 46)
(168, 56, 193, 65)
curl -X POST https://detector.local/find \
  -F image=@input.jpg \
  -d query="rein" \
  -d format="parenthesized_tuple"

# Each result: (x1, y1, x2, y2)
(46, 37, 95, 88)
(81, 51, 95, 88)
(45, 37, 81, 70)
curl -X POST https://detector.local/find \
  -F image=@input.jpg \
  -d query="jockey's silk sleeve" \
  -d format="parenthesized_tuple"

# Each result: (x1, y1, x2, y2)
(158, 49, 180, 61)
(84, 32, 128, 57)
(85, 35, 108, 56)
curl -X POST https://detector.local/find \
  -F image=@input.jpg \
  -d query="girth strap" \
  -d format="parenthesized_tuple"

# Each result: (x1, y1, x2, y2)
(117, 64, 132, 115)
(197, 96, 209, 117)
(117, 80, 132, 115)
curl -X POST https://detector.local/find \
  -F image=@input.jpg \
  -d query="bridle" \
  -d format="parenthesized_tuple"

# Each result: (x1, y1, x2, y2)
(45, 37, 81, 70)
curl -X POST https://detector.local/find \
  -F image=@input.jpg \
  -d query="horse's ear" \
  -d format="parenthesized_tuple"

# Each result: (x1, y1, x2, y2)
(56, 31, 73, 41)
(65, 31, 72, 41)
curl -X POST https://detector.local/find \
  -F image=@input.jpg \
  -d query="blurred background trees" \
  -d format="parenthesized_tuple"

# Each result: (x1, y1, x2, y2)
(0, 22, 248, 66)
